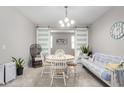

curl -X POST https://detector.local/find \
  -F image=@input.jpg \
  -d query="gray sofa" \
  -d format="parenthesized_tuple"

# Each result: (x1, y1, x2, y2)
(81, 53, 124, 87)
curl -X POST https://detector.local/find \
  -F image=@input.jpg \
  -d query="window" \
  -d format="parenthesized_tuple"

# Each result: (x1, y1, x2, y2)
(51, 35, 53, 48)
(71, 36, 75, 49)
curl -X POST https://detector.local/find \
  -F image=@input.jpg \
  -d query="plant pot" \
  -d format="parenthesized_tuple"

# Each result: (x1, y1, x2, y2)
(17, 67, 24, 75)
(83, 53, 88, 59)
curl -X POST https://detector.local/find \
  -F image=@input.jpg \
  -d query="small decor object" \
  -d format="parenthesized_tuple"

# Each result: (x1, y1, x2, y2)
(80, 44, 91, 59)
(110, 21, 124, 39)
(12, 57, 25, 75)
(56, 38, 67, 45)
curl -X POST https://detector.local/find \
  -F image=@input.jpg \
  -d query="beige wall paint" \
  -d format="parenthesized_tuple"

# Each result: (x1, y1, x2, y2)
(89, 7, 124, 56)
(0, 7, 35, 66)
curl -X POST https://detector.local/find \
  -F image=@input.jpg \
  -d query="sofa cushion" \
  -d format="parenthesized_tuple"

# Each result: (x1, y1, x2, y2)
(101, 71, 111, 81)
(83, 60, 103, 76)
(93, 53, 124, 64)
(83, 59, 111, 80)
(35, 57, 42, 61)
(104, 63, 120, 71)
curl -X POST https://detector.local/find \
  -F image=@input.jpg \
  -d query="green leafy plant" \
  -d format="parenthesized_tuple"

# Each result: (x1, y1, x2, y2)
(80, 45, 90, 54)
(119, 62, 124, 68)
(12, 57, 25, 69)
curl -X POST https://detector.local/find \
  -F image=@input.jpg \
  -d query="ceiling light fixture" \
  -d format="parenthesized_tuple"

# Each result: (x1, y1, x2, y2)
(59, 6, 75, 27)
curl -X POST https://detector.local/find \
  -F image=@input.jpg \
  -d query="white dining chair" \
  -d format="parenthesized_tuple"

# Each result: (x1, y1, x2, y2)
(50, 59, 67, 86)
(67, 55, 79, 77)
(41, 53, 52, 78)
(55, 49, 65, 56)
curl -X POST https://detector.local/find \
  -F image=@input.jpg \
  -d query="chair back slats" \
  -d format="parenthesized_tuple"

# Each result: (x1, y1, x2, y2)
(55, 49, 65, 56)
(51, 59, 67, 74)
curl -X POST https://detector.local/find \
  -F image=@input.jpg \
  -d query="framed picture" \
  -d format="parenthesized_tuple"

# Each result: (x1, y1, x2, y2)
(56, 38, 67, 45)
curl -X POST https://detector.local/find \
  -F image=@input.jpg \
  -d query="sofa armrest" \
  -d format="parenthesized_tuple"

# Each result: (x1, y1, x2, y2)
(80, 58, 91, 66)
(88, 57, 94, 62)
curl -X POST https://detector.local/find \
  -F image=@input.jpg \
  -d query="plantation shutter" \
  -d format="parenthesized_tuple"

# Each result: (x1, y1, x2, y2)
(75, 28, 88, 57)
(36, 27, 51, 54)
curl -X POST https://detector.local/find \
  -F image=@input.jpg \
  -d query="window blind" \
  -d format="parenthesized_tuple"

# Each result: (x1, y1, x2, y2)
(36, 28, 50, 54)
(75, 28, 88, 56)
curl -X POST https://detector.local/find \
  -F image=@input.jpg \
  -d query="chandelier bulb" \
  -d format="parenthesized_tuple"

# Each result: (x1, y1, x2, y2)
(67, 23, 71, 27)
(71, 20, 75, 24)
(59, 20, 63, 24)
(64, 17, 69, 23)
(61, 23, 65, 27)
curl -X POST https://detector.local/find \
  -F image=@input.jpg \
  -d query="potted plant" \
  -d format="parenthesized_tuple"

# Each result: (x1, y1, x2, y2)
(12, 57, 25, 75)
(80, 45, 90, 59)
(119, 62, 124, 68)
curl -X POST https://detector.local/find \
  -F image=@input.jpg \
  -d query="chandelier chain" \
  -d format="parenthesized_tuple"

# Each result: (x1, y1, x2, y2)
(65, 6, 68, 17)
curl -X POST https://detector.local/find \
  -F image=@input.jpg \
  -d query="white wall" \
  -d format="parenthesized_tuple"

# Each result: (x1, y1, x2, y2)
(0, 7, 35, 67)
(89, 7, 124, 56)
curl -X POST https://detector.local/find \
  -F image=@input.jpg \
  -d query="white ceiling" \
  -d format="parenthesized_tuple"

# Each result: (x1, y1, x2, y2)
(14, 6, 112, 27)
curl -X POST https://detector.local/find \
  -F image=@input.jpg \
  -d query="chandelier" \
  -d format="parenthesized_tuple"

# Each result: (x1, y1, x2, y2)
(59, 6, 75, 27)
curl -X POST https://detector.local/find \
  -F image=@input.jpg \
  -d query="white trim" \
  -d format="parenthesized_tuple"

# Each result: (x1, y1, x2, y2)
(48, 28, 51, 54)
(51, 30, 74, 33)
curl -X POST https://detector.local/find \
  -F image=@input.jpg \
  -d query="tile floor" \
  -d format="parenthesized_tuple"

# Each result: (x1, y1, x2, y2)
(1, 64, 107, 87)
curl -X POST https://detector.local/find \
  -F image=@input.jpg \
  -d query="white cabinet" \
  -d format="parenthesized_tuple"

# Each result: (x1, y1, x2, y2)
(0, 64, 4, 84)
(4, 62, 16, 83)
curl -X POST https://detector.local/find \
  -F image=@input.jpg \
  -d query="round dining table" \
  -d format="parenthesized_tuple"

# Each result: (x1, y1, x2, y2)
(45, 54, 75, 79)
(46, 54, 74, 63)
